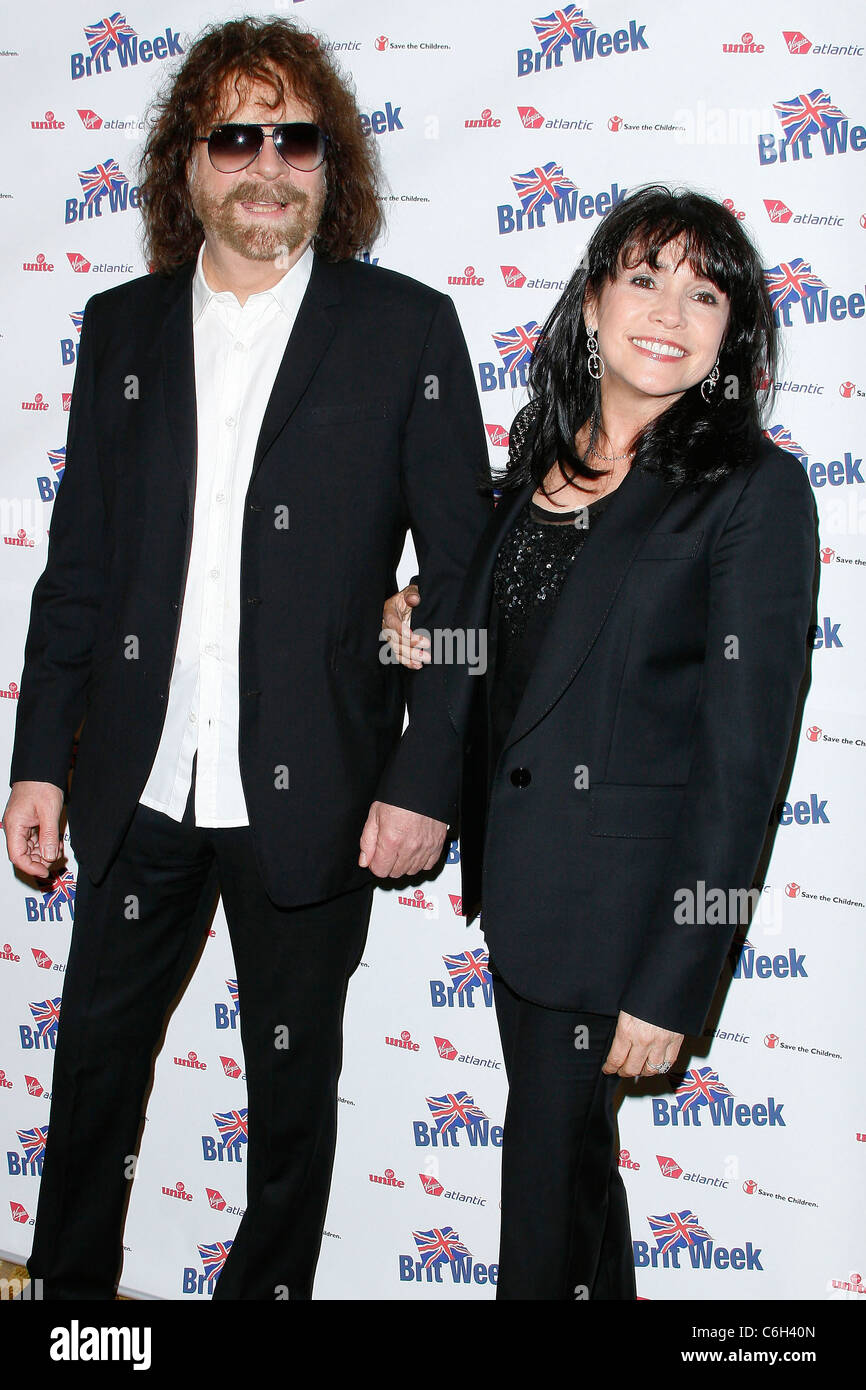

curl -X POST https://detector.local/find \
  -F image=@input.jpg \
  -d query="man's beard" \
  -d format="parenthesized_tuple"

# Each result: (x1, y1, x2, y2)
(190, 177, 325, 263)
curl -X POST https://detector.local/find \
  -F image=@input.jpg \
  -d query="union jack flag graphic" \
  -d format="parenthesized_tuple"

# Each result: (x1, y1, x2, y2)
(648, 1209, 711, 1256)
(511, 161, 577, 215)
(213, 1109, 248, 1147)
(29, 997, 62, 1039)
(492, 321, 541, 373)
(77, 159, 129, 207)
(226, 979, 239, 1007)
(426, 1091, 488, 1134)
(47, 448, 66, 483)
(16, 1126, 49, 1164)
(443, 948, 491, 992)
(412, 1226, 472, 1269)
(531, 6, 595, 56)
(673, 1066, 733, 1114)
(84, 13, 137, 60)
(43, 869, 76, 911)
(774, 89, 846, 143)
(764, 425, 807, 464)
(197, 1239, 233, 1281)
(69, 311, 84, 335)
(764, 259, 827, 312)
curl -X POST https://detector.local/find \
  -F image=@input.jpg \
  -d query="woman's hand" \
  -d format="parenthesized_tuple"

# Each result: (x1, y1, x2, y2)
(601, 1010, 684, 1079)
(381, 583, 430, 669)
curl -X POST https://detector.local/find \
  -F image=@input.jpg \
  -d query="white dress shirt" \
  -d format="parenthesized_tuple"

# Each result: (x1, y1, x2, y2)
(139, 239, 314, 825)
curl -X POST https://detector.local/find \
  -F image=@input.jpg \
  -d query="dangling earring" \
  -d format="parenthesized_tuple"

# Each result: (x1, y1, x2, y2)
(701, 357, 720, 402)
(587, 327, 605, 380)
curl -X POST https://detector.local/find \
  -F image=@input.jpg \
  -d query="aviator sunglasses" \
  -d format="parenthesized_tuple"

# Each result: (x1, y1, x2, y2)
(195, 121, 329, 173)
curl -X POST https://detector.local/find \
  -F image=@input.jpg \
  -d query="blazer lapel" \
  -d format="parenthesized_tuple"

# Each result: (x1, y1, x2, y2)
(249, 251, 341, 483)
(158, 264, 197, 510)
(504, 465, 679, 749)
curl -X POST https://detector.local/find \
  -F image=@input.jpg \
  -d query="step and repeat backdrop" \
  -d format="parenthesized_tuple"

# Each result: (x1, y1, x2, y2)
(1, 0, 864, 1300)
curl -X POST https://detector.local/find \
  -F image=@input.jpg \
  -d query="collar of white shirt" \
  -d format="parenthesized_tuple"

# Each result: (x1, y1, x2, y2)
(192, 238, 315, 326)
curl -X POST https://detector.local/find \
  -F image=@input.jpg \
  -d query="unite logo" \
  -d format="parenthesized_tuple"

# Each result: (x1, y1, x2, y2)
(173, 1050, 207, 1071)
(429, 949, 493, 1008)
(397, 887, 438, 916)
(70, 13, 184, 81)
(31, 110, 65, 130)
(0, 1070, 13, 1091)
(464, 108, 500, 128)
(369, 1167, 405, 1189)
(161, 1179, 192, 1202)
(634, 1211, 763, 1271)
(22, 253, 53, 272)
(385, 1029, 419, 1052)
(1, 943, 21, 963)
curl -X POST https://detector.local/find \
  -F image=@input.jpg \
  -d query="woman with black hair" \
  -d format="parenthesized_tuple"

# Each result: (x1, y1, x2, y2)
(380, 185, 817, 1299)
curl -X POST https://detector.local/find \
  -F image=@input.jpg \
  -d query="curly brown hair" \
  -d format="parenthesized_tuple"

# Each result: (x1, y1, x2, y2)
(139, 15, 383, 273)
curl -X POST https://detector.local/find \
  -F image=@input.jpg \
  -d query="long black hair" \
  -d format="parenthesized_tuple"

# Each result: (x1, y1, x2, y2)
(501, 184, 778, 492)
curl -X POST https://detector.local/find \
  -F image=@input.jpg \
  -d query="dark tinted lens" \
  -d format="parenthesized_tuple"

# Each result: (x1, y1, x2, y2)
(273, 122, 327, 170)
(207, 124, 263, 172)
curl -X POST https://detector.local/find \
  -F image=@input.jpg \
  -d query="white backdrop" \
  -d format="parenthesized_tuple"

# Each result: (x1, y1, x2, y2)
(1, 0, 864, 1300)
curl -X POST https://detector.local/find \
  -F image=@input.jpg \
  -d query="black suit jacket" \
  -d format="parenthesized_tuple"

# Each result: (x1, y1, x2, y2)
(447, 418, 817, 1036)
(10, 252, 491, 905)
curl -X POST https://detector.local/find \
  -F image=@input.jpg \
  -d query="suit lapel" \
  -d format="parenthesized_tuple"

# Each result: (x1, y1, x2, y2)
(504, 465, 678, 749)
(249, 252, 341, 482)
(157, 251, 342, 507)
(158, 264, 197, 509)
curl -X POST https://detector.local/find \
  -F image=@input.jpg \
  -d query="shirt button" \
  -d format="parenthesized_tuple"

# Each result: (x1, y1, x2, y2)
(189, 711, 197, 724)
(215, 492, 226, 503)
(225, 416, 235, 428)
(209, 568, 220, 580)
(234, 342, 245, 352)
(204, 643, 218, 655)
(510, 767, 532, 788)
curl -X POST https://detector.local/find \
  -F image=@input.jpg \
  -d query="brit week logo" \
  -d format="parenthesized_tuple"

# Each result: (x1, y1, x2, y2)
(496, 161, 625, 234)
(398, 1227, 497, 1285)
(214, 978, 240, 1030)
(764, 258, 865, 328)
(633, 1211, 763, 1272)
(758, 89, 865, 165)
(412, 1091, 502, 1149)
(7, 1125, 49, 1177)
(70, 12, 184, 80)
(429, 949, 493, 1008)
(19, 997, 61, 1051)
(652, 1067, 786, 1128)
(181, 1239, 232, 1296)
(200, 1109, 248, 1162)
(516, 7, 649, 77)
(22, 870, 76, 924)
(65, 157, 140, 223)
(478, 321, 539, 393)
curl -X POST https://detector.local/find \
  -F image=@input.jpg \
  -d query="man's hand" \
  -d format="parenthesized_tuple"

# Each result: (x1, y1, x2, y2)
(601, 1010, 684, 1079)
(3, 781, 66, 879)
(381, 584, 429, 669)
(359, 801, 447, 877)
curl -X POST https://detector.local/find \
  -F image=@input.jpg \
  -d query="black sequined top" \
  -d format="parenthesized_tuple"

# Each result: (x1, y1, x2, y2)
(488, 400, 613, 777)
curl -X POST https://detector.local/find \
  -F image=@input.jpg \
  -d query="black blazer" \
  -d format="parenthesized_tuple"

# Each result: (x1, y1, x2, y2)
(9, 253, 491, 906)
(447, 413, 817, 1036)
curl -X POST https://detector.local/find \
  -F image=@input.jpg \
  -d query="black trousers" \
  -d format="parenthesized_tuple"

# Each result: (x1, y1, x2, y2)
(492, 968, 636, 1300)
(27, 756, 373, 1300)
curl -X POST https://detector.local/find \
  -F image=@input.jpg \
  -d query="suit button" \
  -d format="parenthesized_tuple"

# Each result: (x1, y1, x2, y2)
(170, 600, 178, 611)
(248, 502, 262, 512)
(245, 596, 262, 605)
(510, 767, 531, 788)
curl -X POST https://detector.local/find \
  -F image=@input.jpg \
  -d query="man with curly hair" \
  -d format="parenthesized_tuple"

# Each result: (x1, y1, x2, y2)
(5, 16, 489, 1300)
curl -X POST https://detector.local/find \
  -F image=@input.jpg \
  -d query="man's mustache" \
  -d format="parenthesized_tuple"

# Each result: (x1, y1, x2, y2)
(226, 182, 307, 207)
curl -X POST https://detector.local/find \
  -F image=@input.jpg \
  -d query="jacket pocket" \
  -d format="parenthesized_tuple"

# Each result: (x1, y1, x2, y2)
(589, 783, 685, 838)
(296, 401, 392, 429)
(635, 529, 704, 560)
